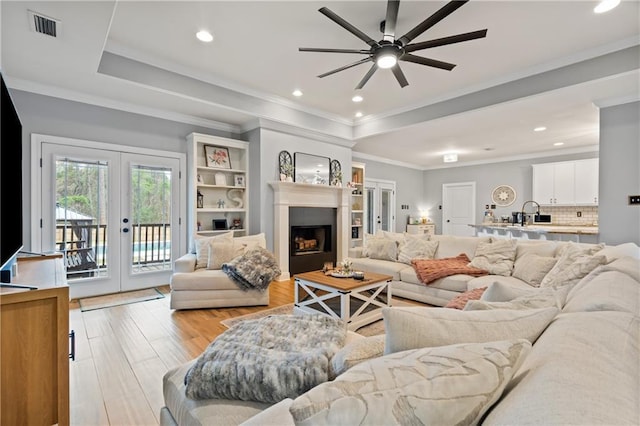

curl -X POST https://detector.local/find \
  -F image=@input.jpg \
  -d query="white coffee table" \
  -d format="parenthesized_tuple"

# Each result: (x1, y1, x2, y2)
(293, 270, 393, 331)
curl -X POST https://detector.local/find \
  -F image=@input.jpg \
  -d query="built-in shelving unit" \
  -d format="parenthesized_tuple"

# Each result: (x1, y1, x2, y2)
(187, 133, 249, 244)
(350, 162, 366, 249)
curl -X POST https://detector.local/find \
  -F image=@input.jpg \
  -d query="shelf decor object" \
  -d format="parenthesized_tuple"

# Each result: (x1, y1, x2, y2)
(330, 159, 342, 186)
(278, 150, 293, 181)
(204, 145, 232, 169)
(491, 185, 517, 207)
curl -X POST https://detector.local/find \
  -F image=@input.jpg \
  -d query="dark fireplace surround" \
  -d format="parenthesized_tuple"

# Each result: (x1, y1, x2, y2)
(289, 207, 337, 274)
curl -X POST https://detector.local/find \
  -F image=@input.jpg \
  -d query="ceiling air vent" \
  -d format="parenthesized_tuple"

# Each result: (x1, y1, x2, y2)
(28, 10, 60, 38)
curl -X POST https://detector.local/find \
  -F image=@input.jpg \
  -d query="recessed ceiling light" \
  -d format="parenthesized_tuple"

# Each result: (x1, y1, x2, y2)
(352, 95, 363, 103)
(554, 142, 565, 146)
(355, 112, 363, 118)
(292, 89, 303, 97)
(196, 30, 213, 43)
(534, 126, 547, 132)
(443, 153, 458, 163)
(594, 0, 620, 13)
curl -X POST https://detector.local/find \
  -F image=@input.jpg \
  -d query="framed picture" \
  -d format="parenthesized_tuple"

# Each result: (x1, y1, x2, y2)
(213, 219, 228, 230)
(234, 174, 245, 187)
(214, 172, 227, 186)
(204, 145, 231, 169)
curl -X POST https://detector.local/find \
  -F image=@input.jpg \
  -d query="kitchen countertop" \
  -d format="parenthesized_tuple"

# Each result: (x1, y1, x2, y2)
(469, 223, 599, 235)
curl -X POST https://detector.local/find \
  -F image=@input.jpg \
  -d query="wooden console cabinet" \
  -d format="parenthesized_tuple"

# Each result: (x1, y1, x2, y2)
(0, 254, 69, 426)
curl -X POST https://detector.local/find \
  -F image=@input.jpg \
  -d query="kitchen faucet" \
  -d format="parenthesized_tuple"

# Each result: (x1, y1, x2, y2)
(520, 200, 541, 226)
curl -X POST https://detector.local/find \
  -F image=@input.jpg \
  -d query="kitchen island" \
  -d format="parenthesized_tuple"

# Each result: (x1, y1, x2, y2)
(469, 223, 599, 243)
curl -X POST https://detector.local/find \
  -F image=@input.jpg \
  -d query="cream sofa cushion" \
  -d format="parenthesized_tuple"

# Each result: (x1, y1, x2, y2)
(468, 239, 517, 276)
(289, 339, 531, 426)
(365, 238, 398, 261)
(512, 253, 558, 287)
(481, 281, 540, 302)
(431, 235, 491, 259)
(383, 306, 558, 355)
(482, 311, 640, 425)
(193, 232, 233, 269)
(465, 286, 570, 311)
(596, 242, 640, 263)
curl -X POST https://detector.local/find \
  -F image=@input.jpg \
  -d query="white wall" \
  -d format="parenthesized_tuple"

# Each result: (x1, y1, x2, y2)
(598, 101, 640, 245)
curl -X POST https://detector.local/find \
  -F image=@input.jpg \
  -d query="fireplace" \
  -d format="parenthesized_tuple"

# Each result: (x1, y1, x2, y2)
(289, 207, 336, 274)
(269, 182, 350, 280)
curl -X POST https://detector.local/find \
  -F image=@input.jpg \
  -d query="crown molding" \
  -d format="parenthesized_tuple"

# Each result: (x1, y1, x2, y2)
(243, 118, 355, 148)
(7, 77, 241, 133)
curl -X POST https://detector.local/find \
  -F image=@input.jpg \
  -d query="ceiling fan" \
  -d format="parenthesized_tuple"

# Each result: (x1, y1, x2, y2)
(299, 0, 487, 90)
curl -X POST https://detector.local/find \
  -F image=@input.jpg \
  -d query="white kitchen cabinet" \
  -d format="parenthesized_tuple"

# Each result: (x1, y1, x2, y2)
(186, 133, 249, 245)
(574, 158, 599, 205)
(532, 159, 598, 206)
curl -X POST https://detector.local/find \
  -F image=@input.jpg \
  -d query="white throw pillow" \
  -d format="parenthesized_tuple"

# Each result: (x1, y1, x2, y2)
(383, 306, 558, 355)
(365, 238, 398, 261)
(233, 232, 267, 251)
(540, 241, 606, 288)
(512, 253, 558, 287)
(397, 236, 438, 264)
(193, 232, 233, 269)
(289, 339, 532, 426)
(468, 239, 518, 276)
(206, 239, 246, 270)
(481, 281, 537, 302)
(596, 242, 640, 263)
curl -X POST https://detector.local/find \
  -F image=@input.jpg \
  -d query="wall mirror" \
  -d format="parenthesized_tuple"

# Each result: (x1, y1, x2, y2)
(294, 152, 330, 185)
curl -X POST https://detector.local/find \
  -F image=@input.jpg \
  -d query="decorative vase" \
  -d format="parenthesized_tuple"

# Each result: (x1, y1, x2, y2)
(286, 176, 293, 182)
(280, 173, 287, 182)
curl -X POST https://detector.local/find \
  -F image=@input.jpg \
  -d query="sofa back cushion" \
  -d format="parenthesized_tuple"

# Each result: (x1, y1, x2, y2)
(431, 235, 491, 259)
(382, 306, 558, 355)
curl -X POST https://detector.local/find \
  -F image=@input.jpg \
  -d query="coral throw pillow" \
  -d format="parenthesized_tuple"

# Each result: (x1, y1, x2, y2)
(445, 287, 488, 310)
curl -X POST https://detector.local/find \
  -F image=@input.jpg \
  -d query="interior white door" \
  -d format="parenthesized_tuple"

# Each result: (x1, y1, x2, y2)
(442, 182, 476, 236)
(365, 179, 396, 234)
(39, 140, 182, 298)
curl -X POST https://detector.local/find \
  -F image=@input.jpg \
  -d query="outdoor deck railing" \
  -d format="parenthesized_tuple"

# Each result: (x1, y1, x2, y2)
(56, 223, 171, 274)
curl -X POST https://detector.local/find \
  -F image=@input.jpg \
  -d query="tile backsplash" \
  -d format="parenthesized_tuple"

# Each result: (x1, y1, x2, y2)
(540, 206, 598, 226)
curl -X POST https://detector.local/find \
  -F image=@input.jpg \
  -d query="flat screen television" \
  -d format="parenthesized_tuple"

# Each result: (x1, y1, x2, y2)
(0, 72, 24, 282)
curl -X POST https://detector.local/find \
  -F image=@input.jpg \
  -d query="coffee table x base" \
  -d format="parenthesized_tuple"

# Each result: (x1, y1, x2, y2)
(293, 270, 393, 331)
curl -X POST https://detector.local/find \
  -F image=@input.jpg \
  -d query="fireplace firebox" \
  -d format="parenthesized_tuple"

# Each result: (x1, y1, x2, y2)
(289, 207, 336, 274)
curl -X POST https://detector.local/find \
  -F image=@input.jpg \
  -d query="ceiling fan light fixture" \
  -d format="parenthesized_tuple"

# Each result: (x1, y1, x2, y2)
(377, 54, 397, 69)
(196, 30, 213, 43)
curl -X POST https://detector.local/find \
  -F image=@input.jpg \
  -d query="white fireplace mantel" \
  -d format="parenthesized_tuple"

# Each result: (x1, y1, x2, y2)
(269, 181, 351, 280)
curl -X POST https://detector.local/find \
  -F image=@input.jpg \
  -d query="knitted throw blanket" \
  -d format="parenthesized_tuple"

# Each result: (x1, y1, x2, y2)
(184, 314, 347, 403)
(411, 253, 489, 285)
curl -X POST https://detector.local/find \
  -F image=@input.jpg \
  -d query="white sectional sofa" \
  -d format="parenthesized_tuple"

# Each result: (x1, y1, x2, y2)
(349, 231, 638, 307)
(159, 234, 640, 425)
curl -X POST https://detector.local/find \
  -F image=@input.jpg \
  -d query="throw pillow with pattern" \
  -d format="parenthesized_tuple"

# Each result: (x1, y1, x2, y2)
(397, 236, 438, 264)
(468, 239, 517, 276)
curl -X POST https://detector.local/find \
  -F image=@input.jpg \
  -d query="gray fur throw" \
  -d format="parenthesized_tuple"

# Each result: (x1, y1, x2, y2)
(184, 314, 347, 403)
(222, 246, 281, 291)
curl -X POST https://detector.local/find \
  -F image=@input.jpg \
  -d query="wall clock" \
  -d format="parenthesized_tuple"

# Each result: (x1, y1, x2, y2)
(492, 185, 517, 207)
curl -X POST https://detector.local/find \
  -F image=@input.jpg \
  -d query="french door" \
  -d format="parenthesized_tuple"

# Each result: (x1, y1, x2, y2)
(37, 136, 183, 299)
(365, 179, 396, 235)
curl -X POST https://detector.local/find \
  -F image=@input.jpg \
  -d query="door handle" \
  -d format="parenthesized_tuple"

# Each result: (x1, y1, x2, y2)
(446, 220, 450, 223)
(122, 228, 129, 233)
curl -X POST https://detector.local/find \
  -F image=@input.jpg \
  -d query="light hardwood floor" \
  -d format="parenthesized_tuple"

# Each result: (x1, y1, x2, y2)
(68, 280, 295, 426)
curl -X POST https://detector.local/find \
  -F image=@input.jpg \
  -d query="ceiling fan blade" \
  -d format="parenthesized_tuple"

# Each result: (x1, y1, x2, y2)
(401, 54, 456, 70)
(391, 64, 409, 88)
(383, 0, 400, 42)
(404, 29, 487, 53)
(319, 7, 378, 47)
(397, 0, 469, 46)
(355, 64, 378, 90)
(318, 57, 372, 78)
(299, 47, 370, 54)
